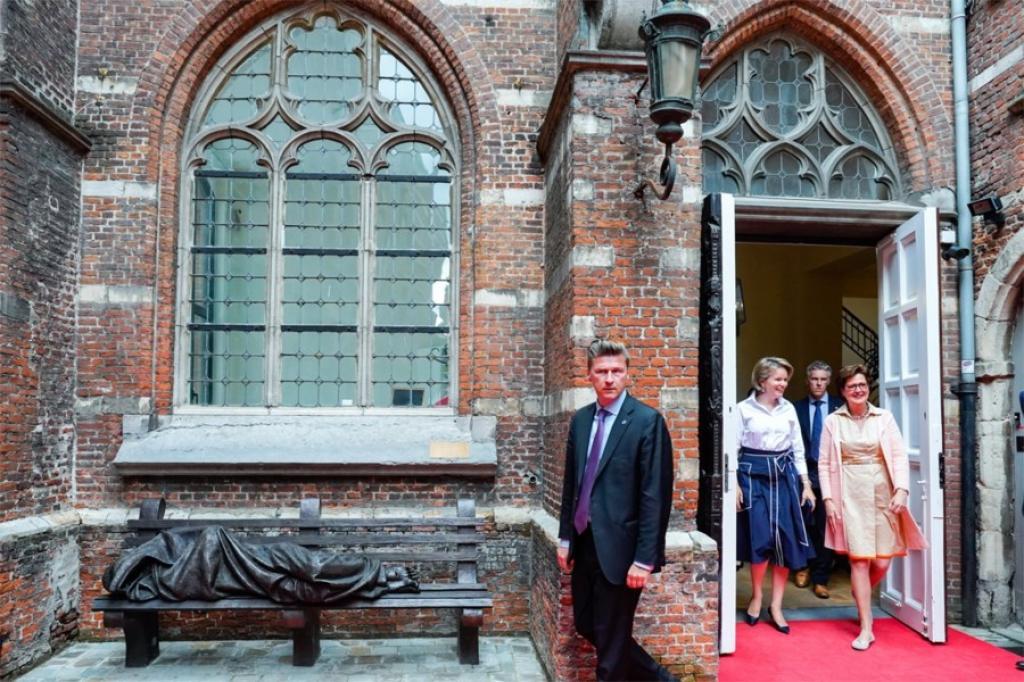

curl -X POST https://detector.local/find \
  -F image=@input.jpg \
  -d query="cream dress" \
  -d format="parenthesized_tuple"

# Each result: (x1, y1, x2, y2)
(835, 409, 907, 559)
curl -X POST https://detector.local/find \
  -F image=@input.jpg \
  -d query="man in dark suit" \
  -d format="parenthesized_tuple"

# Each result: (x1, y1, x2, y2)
(792, 360, 842, 598)
(557, 339, 675, 681)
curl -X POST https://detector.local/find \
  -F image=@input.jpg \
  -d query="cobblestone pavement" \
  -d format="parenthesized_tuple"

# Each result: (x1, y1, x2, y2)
(17, 636, 548, 681)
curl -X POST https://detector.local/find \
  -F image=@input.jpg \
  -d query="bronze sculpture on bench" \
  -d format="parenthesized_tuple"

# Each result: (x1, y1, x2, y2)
(103, 525, 420, 604)
(92, 497, 492, 668)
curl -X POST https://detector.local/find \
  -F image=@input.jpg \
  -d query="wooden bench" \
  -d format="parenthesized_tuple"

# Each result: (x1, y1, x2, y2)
(93, 497, 492, 668)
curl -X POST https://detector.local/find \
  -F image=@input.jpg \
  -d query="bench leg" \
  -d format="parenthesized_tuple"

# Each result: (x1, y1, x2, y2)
(285, 608, 321, 666)
(123, 612, 160, 667)
(458, 608, 483, 664)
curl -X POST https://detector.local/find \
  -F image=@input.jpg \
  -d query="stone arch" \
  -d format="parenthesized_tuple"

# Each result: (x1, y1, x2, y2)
(973, 231, 1024, 625)
(125, 0, 499, 412)
(701, 0, 953, 195)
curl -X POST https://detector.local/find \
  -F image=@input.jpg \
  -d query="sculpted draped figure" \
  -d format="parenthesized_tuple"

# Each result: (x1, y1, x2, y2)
(103, 526, 418, 604)
(819, 364, 927, 651)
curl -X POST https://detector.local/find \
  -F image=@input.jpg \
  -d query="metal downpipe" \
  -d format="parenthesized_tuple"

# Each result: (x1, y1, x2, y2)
(951, 0, 978, 627)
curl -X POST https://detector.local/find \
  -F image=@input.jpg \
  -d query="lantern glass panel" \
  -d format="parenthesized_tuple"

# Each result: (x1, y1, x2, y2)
(657, 40, 698, 101)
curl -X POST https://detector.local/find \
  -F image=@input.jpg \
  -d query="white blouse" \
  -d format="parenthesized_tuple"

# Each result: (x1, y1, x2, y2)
(735, 394, 809, 477)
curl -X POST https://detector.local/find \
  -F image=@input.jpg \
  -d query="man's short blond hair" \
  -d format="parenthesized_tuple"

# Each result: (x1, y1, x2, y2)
(587, 339, 629, 369)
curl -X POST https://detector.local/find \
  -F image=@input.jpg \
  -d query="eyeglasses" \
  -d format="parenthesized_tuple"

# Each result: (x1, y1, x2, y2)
(845, 383, 869, 391)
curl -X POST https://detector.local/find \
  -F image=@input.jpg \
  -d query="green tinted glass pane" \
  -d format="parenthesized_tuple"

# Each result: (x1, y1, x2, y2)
(371, 331, 449, 406)
(189, 330, 265, 406)
(748, 39, 812, 135)
(373, 255, 450, 328)
(825, 69, 879, 148)
(287, 17, 363, 124)
(378, 48, 442, 131)
(285, 140, 360, 249)
(280, 331, 358, 407)
(282, 254, 359, 325)
(203, 43, 272, 127)
(701, 63, 737, 133)
(260, 115, 296, 149)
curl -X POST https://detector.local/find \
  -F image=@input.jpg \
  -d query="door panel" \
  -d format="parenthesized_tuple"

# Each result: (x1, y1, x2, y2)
(876, 207, 946, 642)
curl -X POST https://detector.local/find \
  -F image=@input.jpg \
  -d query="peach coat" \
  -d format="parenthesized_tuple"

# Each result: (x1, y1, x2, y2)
(818, 404, 928, 555)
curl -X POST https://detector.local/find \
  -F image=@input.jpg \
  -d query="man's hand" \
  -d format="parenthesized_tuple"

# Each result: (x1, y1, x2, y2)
(625, 564, 650, 590)
(557, 546, 573, 573)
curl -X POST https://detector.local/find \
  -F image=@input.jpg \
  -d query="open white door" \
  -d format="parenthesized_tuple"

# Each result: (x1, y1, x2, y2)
(876, 207, 946, 642)
(716, 194, 739, 654)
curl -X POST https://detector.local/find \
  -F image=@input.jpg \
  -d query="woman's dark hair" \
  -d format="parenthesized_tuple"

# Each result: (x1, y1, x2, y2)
(837, 363, 871, 391)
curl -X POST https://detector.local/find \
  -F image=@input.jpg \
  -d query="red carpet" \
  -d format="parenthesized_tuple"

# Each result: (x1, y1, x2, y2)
(720, 618, 1020, 681)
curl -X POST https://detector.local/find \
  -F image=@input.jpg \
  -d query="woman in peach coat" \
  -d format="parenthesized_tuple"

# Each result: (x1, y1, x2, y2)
(819, 364, 927, 651)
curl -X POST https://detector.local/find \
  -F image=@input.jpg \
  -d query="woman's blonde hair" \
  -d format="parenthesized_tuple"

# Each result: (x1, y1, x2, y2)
(750, 356, 794, 393)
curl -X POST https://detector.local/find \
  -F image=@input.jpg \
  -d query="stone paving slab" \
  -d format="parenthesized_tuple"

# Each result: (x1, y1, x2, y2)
(18, 637, 548, 681)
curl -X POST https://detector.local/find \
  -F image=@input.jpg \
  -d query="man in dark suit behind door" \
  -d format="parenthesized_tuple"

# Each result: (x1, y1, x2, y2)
(558, 339, 675, 681)
(792, 360, 843, 598)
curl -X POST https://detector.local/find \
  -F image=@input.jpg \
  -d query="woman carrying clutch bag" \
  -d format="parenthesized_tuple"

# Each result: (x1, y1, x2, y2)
(819, 364, 927, 651)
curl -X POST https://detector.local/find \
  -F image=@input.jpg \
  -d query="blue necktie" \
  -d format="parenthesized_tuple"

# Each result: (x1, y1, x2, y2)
(810, 400, 823, 461)
(574, 409, 610, 534)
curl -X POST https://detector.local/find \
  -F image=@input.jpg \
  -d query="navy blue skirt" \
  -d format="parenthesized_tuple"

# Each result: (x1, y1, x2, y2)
(736, 447, 815, 570)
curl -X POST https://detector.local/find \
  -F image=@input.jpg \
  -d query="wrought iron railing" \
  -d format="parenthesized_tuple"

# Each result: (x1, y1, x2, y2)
(841, 306, 879, 390)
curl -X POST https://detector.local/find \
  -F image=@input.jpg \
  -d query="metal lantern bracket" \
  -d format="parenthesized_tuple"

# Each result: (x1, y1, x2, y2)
(634, 0, 710, 201)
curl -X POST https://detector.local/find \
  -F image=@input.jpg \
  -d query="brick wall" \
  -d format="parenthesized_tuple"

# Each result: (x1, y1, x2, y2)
(530, 529, 719, 681)
(0, 0, 86, 673)
(0, 522, 82, 677)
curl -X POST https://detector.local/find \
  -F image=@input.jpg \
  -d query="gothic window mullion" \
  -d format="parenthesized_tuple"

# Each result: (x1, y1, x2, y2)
(358, 176, 375, 407)
(264, 164, 286, 407)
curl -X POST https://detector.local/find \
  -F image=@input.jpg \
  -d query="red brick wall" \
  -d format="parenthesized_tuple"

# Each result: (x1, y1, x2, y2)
(967, 0, 1024, 272)
(0, 0, 85, 671)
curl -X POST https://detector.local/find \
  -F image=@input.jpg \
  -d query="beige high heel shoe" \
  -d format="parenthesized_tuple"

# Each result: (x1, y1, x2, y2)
(851, 632, 875, 651)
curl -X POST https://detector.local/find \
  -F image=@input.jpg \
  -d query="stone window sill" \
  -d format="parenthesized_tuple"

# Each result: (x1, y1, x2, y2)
(113, 414, 497, 477)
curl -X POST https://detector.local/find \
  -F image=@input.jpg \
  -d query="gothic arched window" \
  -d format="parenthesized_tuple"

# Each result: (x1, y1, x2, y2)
(701, 36, 902, 200)
(178, 7, 457, 409)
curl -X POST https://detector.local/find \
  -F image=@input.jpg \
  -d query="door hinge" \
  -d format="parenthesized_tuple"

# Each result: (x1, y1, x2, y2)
(938, 451, 945, 489)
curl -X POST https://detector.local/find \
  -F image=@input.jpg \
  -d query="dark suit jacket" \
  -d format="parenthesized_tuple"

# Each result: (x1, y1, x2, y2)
(558, 393, 674, 585)
(794, 394, 842, 484)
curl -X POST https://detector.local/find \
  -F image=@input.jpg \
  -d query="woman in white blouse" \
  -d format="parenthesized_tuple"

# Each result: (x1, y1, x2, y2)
(736, 357, 816, 634)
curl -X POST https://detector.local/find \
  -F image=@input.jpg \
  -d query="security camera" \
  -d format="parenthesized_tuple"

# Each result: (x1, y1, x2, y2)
(942, 245, 970, 261)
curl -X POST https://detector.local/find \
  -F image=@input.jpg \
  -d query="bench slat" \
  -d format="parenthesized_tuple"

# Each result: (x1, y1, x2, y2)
(127, 518, 483, 530)
(94, 590, 492, 611)
(123, 532, 485, 548)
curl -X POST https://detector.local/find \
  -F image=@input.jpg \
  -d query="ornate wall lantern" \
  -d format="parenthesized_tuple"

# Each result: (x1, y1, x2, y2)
(636, 0, 711, 201)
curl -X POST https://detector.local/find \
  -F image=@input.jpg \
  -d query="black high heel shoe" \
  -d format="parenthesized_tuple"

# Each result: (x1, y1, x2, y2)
(743, 602, 760, 626)
(768, 608, 790, 635)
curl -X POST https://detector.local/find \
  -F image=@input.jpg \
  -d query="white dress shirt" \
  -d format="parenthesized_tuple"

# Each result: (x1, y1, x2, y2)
(735, 394, 809, 477)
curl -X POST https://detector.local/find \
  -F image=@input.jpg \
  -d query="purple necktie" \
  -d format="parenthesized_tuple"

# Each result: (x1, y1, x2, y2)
(574, 408, 610, 534)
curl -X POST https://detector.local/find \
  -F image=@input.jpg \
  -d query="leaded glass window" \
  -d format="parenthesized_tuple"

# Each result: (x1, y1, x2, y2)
(179, 7, 456, 409)
(701, 36, 901, 200)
